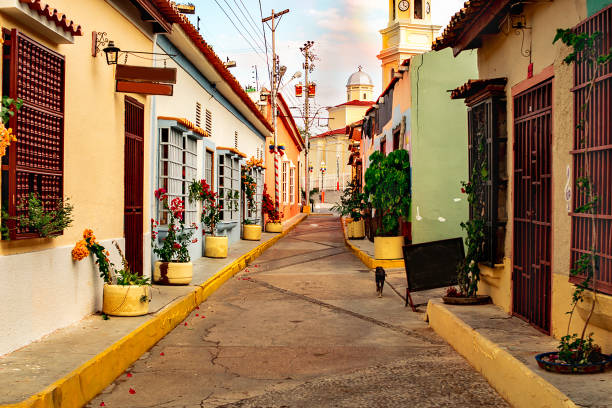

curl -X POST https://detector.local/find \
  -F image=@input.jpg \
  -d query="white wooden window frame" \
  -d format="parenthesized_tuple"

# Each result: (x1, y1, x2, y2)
(218, 153, 240, 222)
(289, 166, 295, 204)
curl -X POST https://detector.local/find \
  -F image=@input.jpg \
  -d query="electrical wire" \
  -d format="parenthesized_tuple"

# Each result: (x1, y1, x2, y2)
(258, 0, 271, 88)
(233, 0, 267, 46)
(212, 0, 267, 65)
(221, 0, 267, 54)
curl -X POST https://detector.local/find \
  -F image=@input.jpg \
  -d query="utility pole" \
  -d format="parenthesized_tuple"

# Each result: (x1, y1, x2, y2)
(300, 40, 315, 210)
(262, 8, 289, 214)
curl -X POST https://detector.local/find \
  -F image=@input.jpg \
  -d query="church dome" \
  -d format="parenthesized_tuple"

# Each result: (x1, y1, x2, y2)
(346, 67, 373, 87)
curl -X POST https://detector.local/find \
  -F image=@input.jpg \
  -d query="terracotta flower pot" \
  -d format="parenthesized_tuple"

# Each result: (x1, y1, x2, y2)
(347, 219, 365, 239)
(243, 224, 262, 241)
(102, 284, 150, 316)
(374, 236, 404, 260)
(154, 261, 193, 285)
(205, 235, 228, 258)
(266, 222, 282, 233)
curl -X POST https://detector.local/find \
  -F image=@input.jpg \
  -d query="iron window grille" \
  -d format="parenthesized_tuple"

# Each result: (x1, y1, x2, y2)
(158, 126, 198, 226)
(1, 29, 65, 240)
(218, 153, 240, 222)
(465, 92, 508, 266)
(570, 5, 612, 294)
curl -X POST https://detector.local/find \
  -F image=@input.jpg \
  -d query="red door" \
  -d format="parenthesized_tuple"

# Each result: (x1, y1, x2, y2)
(124, 97, 144, 275)
(512, 79, 552, 333)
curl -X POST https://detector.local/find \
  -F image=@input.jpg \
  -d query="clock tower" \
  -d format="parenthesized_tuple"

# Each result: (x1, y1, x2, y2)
(377, 0, 441, 87)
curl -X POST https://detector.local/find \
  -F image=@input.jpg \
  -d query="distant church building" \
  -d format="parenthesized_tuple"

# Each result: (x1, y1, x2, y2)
(310, 68, 374, 192)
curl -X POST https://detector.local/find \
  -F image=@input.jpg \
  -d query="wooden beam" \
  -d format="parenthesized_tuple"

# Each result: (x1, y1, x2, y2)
(130, 0, 173, 33)
(116, 81, 173, 96)
(453, 0, 511, 57)
(116, 65, 177, 84)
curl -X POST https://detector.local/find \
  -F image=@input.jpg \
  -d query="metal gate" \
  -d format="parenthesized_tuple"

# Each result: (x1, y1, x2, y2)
(124, 97, 144, 275)
(512, 79, 552, 333)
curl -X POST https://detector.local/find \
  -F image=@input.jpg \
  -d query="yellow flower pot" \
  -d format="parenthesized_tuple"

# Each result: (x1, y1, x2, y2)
(243, 224, 262, 241)
(302, 205, 311, 214)
(265, 222, 282, 233)
(374, 236, 404, 260)
(347, 219, 365, 239)
(205, 235, 228, 258)
(154, 261, 193, 285)
(102, 284, 150, 317)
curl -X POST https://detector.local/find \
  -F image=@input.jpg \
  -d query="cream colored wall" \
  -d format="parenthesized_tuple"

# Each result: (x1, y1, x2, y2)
(347, 84, 374, 101)
(0, 0, 154, 355)
(0, 0, 153, 256)
(474, 0, 612, 346)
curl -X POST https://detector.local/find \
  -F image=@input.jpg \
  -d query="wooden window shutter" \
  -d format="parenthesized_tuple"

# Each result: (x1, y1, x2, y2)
(4, 29, 65, 239)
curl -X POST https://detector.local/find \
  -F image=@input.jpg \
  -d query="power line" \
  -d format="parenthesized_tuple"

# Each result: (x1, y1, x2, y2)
(212, 0, 267, 64)
(221, 0, 267, 54)
(258, 0, 271, 87)
(233, 0, 267, 46)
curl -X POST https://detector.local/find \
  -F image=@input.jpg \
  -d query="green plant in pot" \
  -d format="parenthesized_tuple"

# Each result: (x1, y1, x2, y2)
(364, 149, 411, 259)
(533, 28, 612, 374)
(189, 179, 228, 258)
(332, 178, 366, 239)
(262, 184, 283, 233)
(152, 188, 196, 284)
(72, 229, 151, 317)
(241, 164, 261, 241)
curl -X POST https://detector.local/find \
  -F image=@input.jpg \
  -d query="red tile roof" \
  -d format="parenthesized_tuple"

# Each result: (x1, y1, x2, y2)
(151, 0, 273, 134)
(432, 0, 510, 53)
(332, 100, 375, 108)
(450, 78, 507, 100)
(19, 0, 82, 36)
(311, 128, 346, 139)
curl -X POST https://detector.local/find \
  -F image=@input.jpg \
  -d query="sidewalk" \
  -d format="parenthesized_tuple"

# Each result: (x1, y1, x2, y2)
(340, 217, 404, 269)
(426, 299, 612, 408)
(0, 214, 307, 408)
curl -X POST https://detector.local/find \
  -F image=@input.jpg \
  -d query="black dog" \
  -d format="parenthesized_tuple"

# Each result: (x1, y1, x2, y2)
(375, 267, 386, 298)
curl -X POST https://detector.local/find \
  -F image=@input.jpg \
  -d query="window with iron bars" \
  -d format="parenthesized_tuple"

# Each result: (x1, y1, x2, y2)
(570, 5, 612, 294)
(466, 94, 508, 266)
(158, 127, 197, 226)
(218, 153, 240, 222)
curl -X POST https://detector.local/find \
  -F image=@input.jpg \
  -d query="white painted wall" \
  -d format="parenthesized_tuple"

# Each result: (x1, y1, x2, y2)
(0, 238, 125, 356)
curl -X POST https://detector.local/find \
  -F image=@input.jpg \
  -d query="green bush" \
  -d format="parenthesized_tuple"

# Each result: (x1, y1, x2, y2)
(364, 149, 411, 236)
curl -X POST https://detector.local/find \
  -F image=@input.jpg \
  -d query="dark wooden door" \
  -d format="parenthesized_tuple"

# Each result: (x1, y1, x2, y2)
(512, 79, 552, 333)
(124, 97, 144, 275)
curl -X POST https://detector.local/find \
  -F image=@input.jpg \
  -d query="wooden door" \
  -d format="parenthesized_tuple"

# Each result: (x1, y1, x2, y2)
(512, 79, 552, 332)
(124, 97, 144, 275)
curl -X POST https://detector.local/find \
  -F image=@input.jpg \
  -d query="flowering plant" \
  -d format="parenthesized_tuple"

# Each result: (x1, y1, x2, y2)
(188, 179, 220, 236)
(262, 184, 282, 223)
(241, 165, 257, 218)
(72, 229, 149, 286)
(0, 96, 22, 159)
(151, 188, 196, 263)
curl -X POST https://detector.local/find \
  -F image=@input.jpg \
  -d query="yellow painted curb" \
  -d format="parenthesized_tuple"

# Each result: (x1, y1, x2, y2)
(340, 218, 404, 269)
(4, 215, 307, 408)
(426, 301, 578, 408)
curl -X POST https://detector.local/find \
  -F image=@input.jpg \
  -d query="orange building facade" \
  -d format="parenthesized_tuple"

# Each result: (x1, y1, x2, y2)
(261, 92, 305, 222)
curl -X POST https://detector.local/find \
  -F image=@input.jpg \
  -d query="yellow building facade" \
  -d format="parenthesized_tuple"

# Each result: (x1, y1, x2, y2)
(378, 0, 441, 87)
(0, 0, 162, 356)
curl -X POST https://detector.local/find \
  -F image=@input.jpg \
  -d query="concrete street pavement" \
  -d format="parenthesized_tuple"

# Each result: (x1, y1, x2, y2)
(88, 216, 508, 408)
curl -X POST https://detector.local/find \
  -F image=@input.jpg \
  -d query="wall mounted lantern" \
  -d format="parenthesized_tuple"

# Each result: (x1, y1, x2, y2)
(103, 41, 121, 65)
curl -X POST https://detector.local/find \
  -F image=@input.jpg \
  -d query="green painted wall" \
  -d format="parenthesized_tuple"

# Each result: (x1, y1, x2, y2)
(409, 48, 478, 244)
(588, 0, 612, 16)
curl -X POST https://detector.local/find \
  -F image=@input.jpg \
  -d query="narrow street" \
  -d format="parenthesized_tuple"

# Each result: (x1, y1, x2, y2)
(89, 216, 507, 408)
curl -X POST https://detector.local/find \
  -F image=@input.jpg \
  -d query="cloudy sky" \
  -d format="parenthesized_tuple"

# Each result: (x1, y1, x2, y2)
(189, 0, 465, 130)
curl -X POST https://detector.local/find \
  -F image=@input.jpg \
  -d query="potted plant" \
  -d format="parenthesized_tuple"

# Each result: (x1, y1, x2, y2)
(72, 229, 151, 317)
(332, 178, 366, 239)
(533, 28, 612, 374)
(1, 192, 74, 239)
(262, 184, 283, 233)
(151, 188, 196, 283)
(242, 164, 261, 241)
(188, 179, 228, 258)
(364, 149, 411, 259)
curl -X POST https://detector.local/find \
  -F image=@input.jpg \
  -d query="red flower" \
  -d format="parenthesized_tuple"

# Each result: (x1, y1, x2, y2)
(154, 188, 167, 200)
(196, 313, 199, 316)
(129, 388, 136, 394)
(192, 238, 198, 243)
(461, 187, 466, 194)
(100, 403, 106, 407)
(184, 322, 188, 326)
(173, 243, 181, 249)
(127, 372, 133, 378)
(160, 352, 165, 356)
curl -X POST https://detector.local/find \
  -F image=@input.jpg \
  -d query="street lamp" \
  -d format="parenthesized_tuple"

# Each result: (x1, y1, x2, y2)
(103, 41, 120, 65)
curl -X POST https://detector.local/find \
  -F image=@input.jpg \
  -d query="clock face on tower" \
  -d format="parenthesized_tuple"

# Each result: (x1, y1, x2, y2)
(426, 2, 431, 14)
(398, 0, 410, 12)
